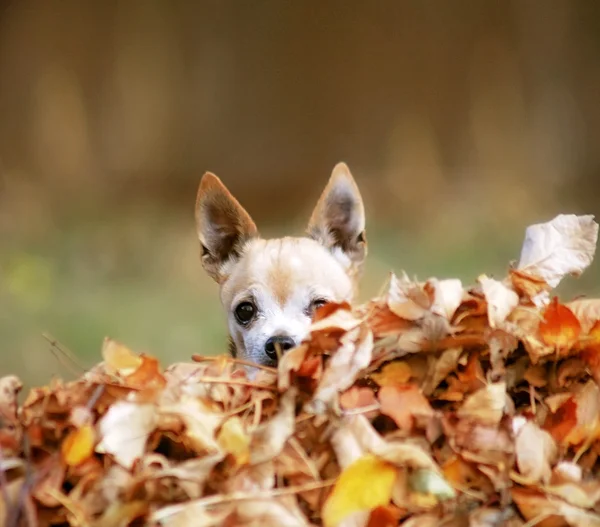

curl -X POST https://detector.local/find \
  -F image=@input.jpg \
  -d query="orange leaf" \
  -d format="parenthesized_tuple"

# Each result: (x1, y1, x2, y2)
(339, 386, 377, 418)
(581, 321, 600, 382)
(322, 454, 397, 527)
(62, 424, 95, 467)
(371, 361, 412, 387)
(378, 385, 433, 432)
(539, 297, 581, 351)
(125, 354, 166, 389)
(367, 505, 402, 527)
(543, 396, 578, 443)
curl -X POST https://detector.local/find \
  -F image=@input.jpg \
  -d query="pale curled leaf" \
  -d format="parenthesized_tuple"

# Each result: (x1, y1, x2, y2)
(235, 497, 311, 526)
(408, 468, 456, 501)
(456, 382, 507, 426)
(514, 419, 557, 484)
(428, 278, 463, 320)
(566, 297, 600, 333)
(151, 501, 233, 526)
(373, 441, 439, 473)
(512, 487, 600, 527)
(387, 273, 429, 321)
(307, 326, 373, 412)
(0, 375, 22, 421)
(249, 388, 297, 465)
(159, 394, 223, 453)
(96, 401, 158, 469)
(330, 415, 386, 469)
(478, 276, 519, 327)
(517, 214, 598, 289)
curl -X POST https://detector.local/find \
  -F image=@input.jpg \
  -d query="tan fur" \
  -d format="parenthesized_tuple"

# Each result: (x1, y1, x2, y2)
(195, 163, 367, 366)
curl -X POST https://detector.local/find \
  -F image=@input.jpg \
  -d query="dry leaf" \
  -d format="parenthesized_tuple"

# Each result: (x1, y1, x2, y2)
(479, 275, 519, 327)
(428, 278, 463, 320)
(96, 400, 157, 469)
(217, 416, 250, 465)
(539, 297, 581, 351)
(457, 382, 507, 426)
(514, 418, 557, 484)
(322, 454, 397, 527)
(517, 214, 598, 291)
(250, 388, 296, 465)
(62, 424, 96, 467)
(371, 361, 412, 387)
(378, 385, 433, 432)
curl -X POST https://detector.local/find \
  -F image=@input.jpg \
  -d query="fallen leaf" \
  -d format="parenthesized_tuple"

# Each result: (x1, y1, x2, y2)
(567, 298, 600, 333)
(517, 214, 598, 290)
(125, 354, 167, 389)
(387, 273, 430, 321)
(339, 386, 378, 418)
(308, 326, 373, 412)
(479, 275, 519, 327)
(0, 375, 22, 422)
(539, 297, 581, 351)
(217, 416, 250, 465)
(96, 400, 157, 469)
(456, 382, 507, 426)
(367, 505, 402, 527)
(322, 453, 397, 527)
(102, 338, 143, 375)
(512, 487, 600, 527)
(514, 419, 557, 484)
(378, 385, 433, 432)
(408, 468, 456, 501)
(62, 424, 96, 467)
(428, 278, 464, 320)
(250, 388, 296, 465)
(371, 361, 412, 387)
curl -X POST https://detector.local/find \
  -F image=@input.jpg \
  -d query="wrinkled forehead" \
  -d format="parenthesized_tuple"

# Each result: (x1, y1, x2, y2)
(220, 237, 353, 306)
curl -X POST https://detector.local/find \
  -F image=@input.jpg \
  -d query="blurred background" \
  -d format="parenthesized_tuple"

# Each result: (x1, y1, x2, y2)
(1, 1, 600, 387)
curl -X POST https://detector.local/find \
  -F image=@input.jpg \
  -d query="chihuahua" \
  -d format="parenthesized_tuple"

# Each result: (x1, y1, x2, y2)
(194, 163, 366, 367)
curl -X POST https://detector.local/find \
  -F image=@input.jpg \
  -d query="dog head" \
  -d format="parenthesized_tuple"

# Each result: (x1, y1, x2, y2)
(195, 163, 366, 366)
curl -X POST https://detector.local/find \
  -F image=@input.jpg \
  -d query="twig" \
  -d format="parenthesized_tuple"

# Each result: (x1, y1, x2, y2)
(42, 333, 87, 377)
(87, 384, 105, 411)
(43, 488, 88, 526)
(0, 447, 12, 520)
(342, 403, 381, 416)
(197, 377, 277, 392)
(160, 477, 336, 515)
(522, 512, 553, 527)
(192, 355, 277, 373)
(288, 437, 320, 481)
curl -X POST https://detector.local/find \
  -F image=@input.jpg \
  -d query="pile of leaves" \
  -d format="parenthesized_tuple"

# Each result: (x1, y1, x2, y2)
(4, 214, 600, 527)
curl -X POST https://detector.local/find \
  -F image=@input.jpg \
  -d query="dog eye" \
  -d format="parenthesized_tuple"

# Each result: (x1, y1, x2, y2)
(234, 301, 256, 326)
(307, 298, 329, 317)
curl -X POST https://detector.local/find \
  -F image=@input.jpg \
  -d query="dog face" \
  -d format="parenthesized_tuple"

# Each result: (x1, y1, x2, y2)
(195, 163, 366, 366)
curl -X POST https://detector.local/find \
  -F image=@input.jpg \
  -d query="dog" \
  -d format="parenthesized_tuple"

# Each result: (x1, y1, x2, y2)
(194, 163, 367, 367)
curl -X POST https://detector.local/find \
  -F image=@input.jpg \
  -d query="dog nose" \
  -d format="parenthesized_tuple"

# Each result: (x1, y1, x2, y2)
(264, 335, 296, 360)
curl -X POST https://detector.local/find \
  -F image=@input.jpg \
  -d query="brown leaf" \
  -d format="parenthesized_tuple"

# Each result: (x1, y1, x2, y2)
(456, 383, 507, 426)
(513, 418, 557, 484)
(378, 385, 433, 433)
(512, 487, 600, 527)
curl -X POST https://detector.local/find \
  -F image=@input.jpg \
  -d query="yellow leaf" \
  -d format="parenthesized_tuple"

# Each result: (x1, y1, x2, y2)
(102, 338, 142, 376)
(217, 416, 250, 465)
(62, 424, 95, 466)
(322, 454, 397, 527)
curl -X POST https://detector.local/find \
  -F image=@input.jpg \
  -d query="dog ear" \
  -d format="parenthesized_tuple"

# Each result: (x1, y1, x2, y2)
(307, 162, 367, 268)
(195, 173, 258, 282)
